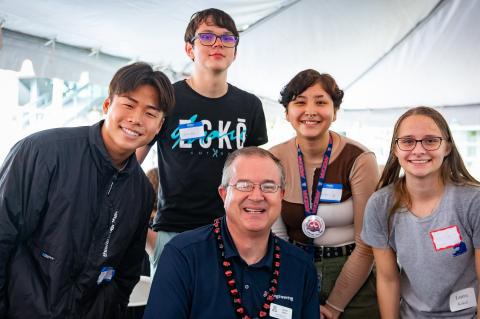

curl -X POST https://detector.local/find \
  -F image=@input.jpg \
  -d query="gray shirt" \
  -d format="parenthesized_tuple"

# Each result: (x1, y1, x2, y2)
(362, 184, 480, 318)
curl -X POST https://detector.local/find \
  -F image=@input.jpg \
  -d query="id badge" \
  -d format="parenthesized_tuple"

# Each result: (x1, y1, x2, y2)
(320, 183, 342, 203)
(449, 287, 477, 312)
(270, 303, 292, 319)
(97, 266, 115, 284)
(430, 225, 462, 251)
(178, 121, 205, 140)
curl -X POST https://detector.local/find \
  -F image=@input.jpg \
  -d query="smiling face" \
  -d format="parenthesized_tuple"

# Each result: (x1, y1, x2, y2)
(394, 114, 451, 181)
(285, 82, 336, 141)
(101, 84, 164, 167)
(219, 155, 284, 238)
(185, 17, 236, 74)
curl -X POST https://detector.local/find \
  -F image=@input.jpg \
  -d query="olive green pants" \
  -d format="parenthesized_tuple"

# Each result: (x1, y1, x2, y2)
(315, 255, 380, 319)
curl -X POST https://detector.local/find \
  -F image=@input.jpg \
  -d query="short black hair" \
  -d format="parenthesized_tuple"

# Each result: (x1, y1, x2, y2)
(108, 62, 175, 114)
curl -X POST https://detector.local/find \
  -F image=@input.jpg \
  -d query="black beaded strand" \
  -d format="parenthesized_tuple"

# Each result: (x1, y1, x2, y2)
(213, 218, 281, 319)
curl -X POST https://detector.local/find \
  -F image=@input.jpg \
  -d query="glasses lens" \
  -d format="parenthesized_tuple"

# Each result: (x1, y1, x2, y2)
(260, 182, 278, 193)
(397, 138, 416, 150)
(422, 137, 442, 150)
(220, 35, 237, 47)
(235, 181, 253, 192)
(198, 33, 216, 45)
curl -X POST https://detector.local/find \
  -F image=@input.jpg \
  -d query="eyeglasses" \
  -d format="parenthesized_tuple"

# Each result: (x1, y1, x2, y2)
(190, 32, 239, 48)
(395, 137, 444, 151)
(228, 181, 281, 193)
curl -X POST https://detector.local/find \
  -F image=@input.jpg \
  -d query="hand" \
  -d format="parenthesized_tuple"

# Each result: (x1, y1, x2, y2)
(320, 304, 341, 319)
(320, 305, 332, 319)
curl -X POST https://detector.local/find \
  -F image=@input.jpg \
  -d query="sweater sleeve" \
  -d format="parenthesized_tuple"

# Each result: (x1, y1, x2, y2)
(271, 216, 289, 240)
(326, 152, 379, 310)
(0, 140, 51, 316)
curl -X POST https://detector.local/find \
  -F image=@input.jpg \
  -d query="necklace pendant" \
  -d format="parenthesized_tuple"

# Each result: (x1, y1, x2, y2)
(302, 215, 326, 238)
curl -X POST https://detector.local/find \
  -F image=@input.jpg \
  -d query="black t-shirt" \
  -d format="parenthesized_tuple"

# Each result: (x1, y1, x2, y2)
(152, 80, 268, 232)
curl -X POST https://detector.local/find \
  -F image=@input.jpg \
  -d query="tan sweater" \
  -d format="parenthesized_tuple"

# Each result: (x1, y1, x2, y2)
(270, 132, 379, 311)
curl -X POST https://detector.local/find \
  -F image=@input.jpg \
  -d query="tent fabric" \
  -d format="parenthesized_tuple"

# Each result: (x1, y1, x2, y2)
(343, 0, 480, 109)
(0, 0, 479, 110)
(0, 29, 128, 84)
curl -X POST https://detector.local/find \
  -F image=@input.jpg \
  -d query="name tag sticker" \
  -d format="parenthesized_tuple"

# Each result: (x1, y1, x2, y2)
(270, 303, 292, 319)
(320, 183, 342, 203)
(449, 287, 476, 312)
(97, 266, 115, 285)
(430, 225, 462, 251)
(178, 121, 205, 140)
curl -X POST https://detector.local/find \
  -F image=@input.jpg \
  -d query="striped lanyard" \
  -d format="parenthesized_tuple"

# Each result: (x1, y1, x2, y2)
(296, 133, 333, 217)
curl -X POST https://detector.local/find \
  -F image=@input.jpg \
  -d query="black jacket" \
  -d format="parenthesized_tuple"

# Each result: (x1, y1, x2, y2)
(0, 121, 154, 319)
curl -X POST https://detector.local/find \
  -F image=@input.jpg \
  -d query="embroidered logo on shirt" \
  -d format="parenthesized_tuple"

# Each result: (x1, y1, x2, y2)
(102, 210, 118, 258)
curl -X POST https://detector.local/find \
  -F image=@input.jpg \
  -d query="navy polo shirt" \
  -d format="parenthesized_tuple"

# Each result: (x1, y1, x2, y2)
(143, 216, 319, 319)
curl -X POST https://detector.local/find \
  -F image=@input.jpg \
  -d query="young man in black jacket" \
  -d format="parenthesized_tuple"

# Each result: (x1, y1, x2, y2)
(0, 62, 175, 319)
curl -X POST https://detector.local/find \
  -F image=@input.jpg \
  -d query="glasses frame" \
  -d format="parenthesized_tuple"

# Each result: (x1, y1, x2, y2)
(395, 136, 444, 151)
(228, 181, 281, 193)
(190, 32, 239, 48)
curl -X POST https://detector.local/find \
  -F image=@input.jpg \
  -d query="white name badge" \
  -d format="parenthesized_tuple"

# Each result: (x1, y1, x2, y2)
(270, 303, 292, 319)
(449, 287, 477, 312)
(178, 122, 205, 140)
(97, 266, 115, 285)
(430, 225, 462, 251)
(320, 183, 342, 203)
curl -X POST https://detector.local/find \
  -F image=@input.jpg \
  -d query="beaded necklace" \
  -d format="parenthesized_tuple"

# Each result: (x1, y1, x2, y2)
(213, 218, 281, 319)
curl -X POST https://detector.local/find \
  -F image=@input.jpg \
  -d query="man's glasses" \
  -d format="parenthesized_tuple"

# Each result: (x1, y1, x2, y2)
(191, 33, 239, 48)
(395, 137, 444, 151)
(229, 181, 281, 193)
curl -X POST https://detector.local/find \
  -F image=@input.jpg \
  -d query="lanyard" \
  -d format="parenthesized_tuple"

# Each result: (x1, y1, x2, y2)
(296, 133, 333, 217)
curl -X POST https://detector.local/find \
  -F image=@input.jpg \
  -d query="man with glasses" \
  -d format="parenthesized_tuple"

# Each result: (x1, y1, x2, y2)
(136, 8, 268, 274)
(143, 147, 319, 319)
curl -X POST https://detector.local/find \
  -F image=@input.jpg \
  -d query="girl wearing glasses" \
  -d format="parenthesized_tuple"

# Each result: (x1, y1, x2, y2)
(362, 106, 480, 318)
(270, 69, 380, 318)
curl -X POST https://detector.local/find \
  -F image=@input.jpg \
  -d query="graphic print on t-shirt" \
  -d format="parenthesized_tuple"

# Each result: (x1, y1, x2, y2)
(170, 114, 247, 152)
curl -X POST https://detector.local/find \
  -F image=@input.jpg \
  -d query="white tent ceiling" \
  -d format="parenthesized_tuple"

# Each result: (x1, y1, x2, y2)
(0, 0, 479, 111)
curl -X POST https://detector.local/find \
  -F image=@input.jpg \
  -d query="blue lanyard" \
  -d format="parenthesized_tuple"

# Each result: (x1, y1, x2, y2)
(296, 133, 333, 217)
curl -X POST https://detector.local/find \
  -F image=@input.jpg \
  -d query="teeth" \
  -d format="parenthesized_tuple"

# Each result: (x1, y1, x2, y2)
(302, 121, 318, 125)
(410, 160, 429, 164)
(245, 208, 264, 214)
(122, 127, 139, 137)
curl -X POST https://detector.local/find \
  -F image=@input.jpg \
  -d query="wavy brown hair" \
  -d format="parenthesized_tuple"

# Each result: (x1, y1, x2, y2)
(378, 106, 479, 231)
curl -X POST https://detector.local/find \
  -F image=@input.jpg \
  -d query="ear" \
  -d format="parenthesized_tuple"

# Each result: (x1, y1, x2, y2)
(444, 141, 452, 157)
(102, 98, 111, 115)
(285, 108, 290, 123)
(393, 146, 399, 159)
(155, 116, 165, 135)
(218, 186, 227, 202)
(185, 42, 195, 61)
(332, 108, 337, 122)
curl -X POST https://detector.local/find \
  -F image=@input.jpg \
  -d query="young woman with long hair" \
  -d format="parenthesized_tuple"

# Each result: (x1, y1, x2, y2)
(362, 106, 480, 318)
